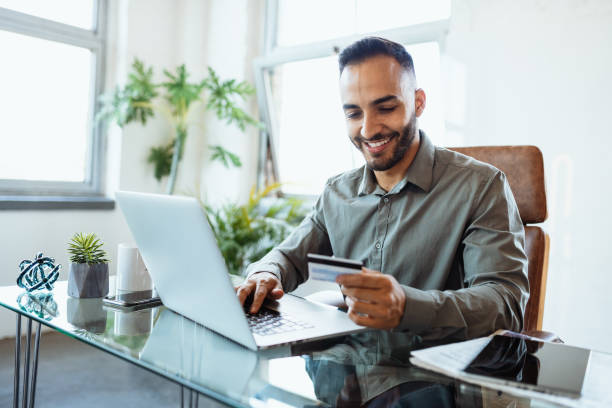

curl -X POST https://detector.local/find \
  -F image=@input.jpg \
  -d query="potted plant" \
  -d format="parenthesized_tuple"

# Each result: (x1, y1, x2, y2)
(67, 233, 110, 298)
(98, 60, 261, 194)
(204, 184, 307, 275)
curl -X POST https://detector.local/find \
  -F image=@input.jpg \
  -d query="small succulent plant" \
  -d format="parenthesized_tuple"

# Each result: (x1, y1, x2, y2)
(68, 233, 109, 265)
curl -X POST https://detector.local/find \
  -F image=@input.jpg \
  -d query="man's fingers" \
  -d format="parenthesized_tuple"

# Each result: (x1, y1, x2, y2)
(249, 282, 267, 313)
(269, 286, 284, 299)
(250, 278, 284, 311)
(236, 281, 256, 306)
(345, 296, 389, 318)
(346, 301, 390, 329)
(264, 276, 284, 299)
(235, 272, 283, 312)
(336, 272, 388, 289)
(347, 309, 382, 328)
(338, 270, 405, 330)
(340, 286, 383, 303)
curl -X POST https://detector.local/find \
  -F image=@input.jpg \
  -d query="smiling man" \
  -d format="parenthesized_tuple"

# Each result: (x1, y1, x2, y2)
(237, 37, 529, 340)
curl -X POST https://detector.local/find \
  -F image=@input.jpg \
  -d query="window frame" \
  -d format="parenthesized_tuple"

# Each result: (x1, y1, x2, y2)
(254, 0, 449, 197)
(0, 1, 113, 209)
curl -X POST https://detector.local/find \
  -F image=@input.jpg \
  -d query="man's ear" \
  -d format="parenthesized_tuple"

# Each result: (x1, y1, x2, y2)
(414, 89, 426, 117)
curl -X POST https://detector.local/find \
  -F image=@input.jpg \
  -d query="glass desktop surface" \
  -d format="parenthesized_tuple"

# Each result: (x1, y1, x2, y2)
(0, 282, 567, 407)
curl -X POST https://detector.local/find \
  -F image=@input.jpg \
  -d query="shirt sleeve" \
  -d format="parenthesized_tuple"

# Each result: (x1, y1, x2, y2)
(395, 170, 530, 340)
(244, 190, 333, 292)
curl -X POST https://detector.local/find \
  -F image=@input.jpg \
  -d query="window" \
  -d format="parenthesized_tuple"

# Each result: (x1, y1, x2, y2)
(255, 0, 450, 196)
(0, 1, 110, 208)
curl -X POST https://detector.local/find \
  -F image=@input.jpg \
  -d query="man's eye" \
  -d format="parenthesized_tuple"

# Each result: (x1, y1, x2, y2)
(379, 106, 396, 113)
(346, 112, 362, 119)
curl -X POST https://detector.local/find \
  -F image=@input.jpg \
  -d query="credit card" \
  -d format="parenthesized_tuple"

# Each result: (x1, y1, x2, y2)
(307, 253, 362, 282)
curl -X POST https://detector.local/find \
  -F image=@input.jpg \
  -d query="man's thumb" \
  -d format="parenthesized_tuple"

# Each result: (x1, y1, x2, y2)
(270, 287, 284, 299)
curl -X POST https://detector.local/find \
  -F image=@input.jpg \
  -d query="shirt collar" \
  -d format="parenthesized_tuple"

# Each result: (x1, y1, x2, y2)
(357, 129, 435, 196)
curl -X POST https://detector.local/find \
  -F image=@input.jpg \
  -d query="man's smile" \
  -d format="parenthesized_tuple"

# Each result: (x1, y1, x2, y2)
(363, 134, 396, 154)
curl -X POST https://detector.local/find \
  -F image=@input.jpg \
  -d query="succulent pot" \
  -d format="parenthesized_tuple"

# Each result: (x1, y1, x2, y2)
(67, 263, 109, 298)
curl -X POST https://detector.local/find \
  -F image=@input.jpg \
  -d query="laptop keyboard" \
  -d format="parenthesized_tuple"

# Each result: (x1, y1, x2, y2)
(246, 308, 314, 336)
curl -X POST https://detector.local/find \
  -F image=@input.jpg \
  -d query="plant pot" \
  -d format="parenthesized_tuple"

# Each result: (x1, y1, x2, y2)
(67, 263, 109, 298)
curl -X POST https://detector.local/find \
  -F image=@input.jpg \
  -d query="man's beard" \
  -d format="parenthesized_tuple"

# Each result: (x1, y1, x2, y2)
(351, 114, 417, 171)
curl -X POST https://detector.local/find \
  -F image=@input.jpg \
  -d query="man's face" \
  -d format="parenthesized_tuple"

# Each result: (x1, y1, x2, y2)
(339, 55, 422, 172)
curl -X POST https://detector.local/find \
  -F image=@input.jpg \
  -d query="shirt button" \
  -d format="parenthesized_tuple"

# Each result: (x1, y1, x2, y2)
(384, 197, 389, 203)
(375, 242, 381, 249)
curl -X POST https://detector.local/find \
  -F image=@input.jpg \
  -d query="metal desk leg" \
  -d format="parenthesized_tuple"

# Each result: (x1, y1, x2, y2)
(13, 315, 22, 408)
(22, 319, 32, 408)
(29, 321, 42, 408)
(179, 387, 200, 408)
(13, 316, 43, 408)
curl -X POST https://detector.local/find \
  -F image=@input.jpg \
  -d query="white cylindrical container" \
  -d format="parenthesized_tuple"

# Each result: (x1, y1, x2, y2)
(116, 243, 152, 294)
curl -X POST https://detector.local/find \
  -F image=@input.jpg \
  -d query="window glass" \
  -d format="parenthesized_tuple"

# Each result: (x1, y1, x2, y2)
(0, 0, 95, 29)
(269, 42, 442, 195)
(277, 0, 355, 47)
(408, 42, 445, 147)
(276, 0, 450, 47)
(0, 30, 93, 182)
(270, 56, 360, 195)
(355, 0, 451, 33)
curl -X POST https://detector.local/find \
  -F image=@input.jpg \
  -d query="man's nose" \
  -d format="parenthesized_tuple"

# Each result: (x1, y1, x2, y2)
(360, 114, 380, 139)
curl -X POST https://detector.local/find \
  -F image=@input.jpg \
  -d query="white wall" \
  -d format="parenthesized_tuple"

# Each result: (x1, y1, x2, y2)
(440, 0, 612, 352)
(0, 0, 263, 338)
(200, 0, 262, 206)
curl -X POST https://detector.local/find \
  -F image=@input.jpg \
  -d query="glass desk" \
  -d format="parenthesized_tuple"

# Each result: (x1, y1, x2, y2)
(0, 282, 572, 407)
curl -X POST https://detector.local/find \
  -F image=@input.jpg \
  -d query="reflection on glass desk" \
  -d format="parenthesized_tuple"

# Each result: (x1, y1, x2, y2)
(0, 281, 595, 407)
(465, 335, 591, 396)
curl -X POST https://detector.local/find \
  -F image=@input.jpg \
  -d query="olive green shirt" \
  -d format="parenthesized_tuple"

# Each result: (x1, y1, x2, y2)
(246, 131, 529, 341)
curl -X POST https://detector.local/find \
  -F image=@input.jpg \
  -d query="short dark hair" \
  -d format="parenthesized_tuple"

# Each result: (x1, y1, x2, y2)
(338, 37, 415, 78)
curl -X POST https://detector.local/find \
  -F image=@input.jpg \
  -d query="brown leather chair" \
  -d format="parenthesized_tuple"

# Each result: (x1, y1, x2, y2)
(448, 146, 549, 333)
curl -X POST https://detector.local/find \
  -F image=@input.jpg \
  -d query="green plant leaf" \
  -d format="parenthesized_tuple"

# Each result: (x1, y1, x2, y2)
(67, 232, 109, 264)
(97, 58, 158, 127)
(161, 64, 205, 119)
(209, 145, 242, 168)
(201, 184, 307, 275)
(147, 140, 175, 181)
(202, 66, 262, 131)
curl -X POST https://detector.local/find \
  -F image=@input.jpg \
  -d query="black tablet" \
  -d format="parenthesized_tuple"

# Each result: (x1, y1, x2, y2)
(463, 335, 591, 396)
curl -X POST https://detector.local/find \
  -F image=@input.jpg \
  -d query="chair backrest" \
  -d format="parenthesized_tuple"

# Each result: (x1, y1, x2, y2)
(448, 146, 548, 331)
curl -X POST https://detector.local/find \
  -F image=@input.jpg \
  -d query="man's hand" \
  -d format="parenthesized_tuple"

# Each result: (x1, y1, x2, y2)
(235, 272, 284, 314)
(336, 268, 406, 329)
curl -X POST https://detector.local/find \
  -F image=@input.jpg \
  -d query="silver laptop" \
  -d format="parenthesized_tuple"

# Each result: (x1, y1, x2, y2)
(116, 191, 367, 350)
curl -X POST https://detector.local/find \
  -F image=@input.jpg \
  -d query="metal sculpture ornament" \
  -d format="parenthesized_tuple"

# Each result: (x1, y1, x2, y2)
(17, 252, 61, 292)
